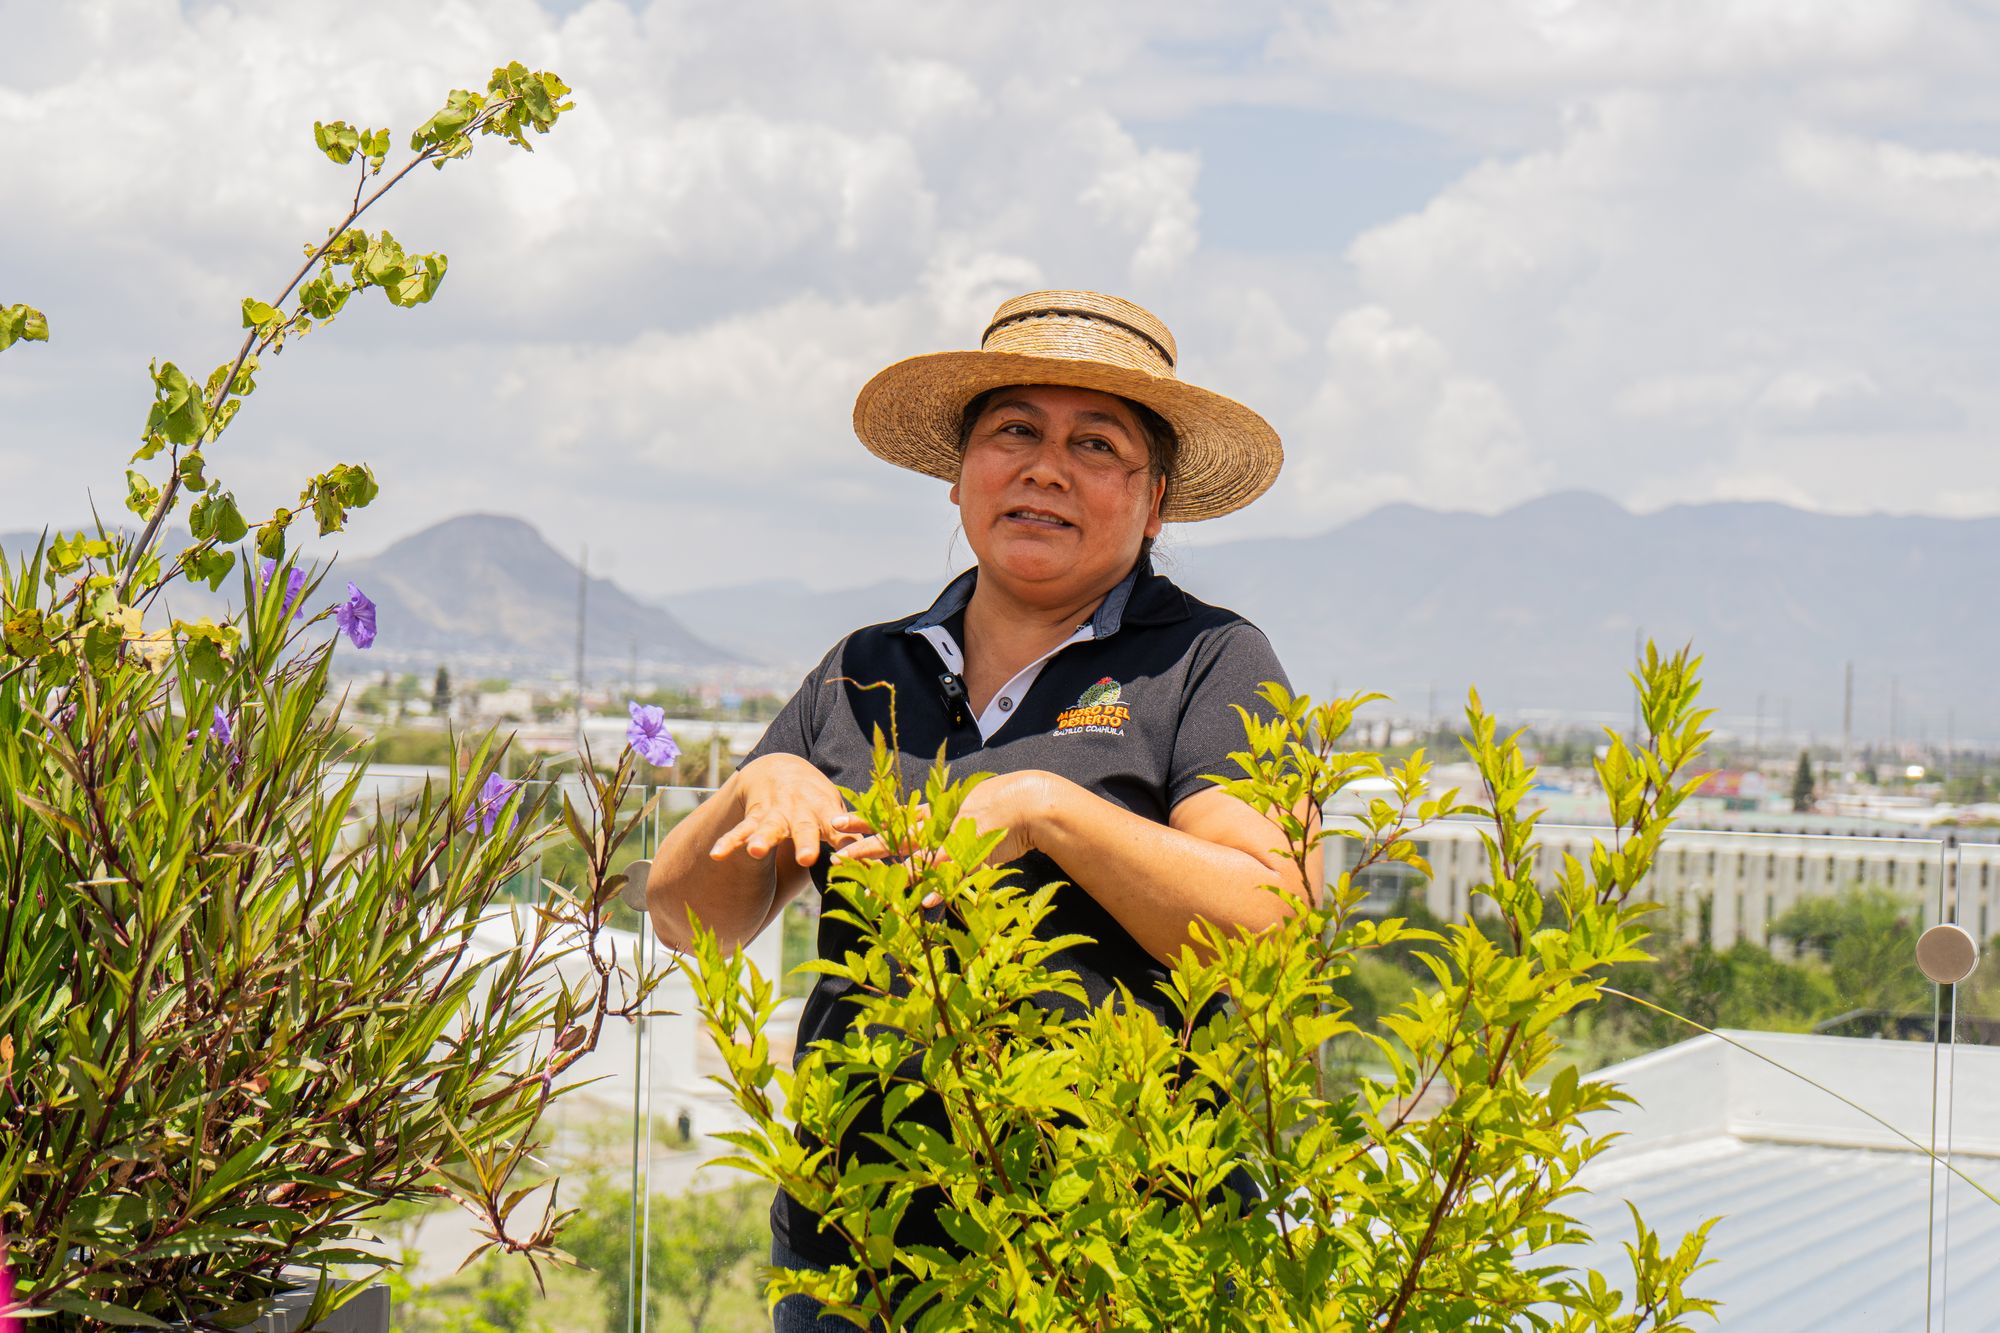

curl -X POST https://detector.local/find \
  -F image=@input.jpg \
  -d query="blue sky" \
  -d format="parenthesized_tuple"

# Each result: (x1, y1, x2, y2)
(5, 0, 2000, 595)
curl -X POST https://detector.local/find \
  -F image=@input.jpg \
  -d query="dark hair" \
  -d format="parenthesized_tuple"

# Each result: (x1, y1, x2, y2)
(956, 385, 1179, 566)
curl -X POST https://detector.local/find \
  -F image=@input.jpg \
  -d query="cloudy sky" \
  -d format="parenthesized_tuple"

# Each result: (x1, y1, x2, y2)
(5, 0, 2000, 598)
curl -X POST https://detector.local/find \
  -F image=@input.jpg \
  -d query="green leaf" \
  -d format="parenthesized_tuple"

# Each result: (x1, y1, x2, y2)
(125, 468, 162, 518)
(40, 1295, 171, 1328)
(144, 359, 210, 445)
(188, 491, 247, 545)
(0, 302, 50, 351)
(1, 606, 51, 659)
(312, 118, 361, 165)
(256, 509, 292, 559)
(241, 297, 283, 328)
(409, 88, 483, 152)
(184, 543, 237, 592)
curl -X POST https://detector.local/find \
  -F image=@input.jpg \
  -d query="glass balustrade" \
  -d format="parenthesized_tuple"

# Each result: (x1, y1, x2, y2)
(357, 770, 1992, 1330)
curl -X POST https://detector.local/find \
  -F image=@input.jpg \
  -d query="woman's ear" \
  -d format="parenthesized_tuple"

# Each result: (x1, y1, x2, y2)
(949, 480, 961, 506)
(1143, 474, 1165, 538)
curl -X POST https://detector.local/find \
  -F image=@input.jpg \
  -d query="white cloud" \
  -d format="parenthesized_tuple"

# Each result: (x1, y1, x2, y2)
(9, 0, 2000, 606)
(1276, 0, 1929, 94)
(1781, 127, 2000, 233)
(1288, 305, 1545, 514)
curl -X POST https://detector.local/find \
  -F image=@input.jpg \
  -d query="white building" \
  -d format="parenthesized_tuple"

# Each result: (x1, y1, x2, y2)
(1332, 818, 2000, 948)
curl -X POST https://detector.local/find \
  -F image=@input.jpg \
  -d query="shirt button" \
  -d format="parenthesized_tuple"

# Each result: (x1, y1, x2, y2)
(997, 696, 1013, 712)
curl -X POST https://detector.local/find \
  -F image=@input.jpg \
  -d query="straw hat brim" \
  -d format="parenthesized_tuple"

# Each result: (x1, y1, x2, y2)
(852, 350, 1282, 522)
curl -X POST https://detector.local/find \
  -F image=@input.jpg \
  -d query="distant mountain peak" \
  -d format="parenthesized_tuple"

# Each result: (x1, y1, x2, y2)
(1502, 490, 1628, 522)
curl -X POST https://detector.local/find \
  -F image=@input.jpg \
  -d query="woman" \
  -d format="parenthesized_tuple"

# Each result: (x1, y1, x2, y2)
(644, 291, 1317, 1329)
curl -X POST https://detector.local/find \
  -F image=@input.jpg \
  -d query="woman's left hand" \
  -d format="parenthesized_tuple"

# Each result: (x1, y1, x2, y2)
(830, 769, 1065, 888)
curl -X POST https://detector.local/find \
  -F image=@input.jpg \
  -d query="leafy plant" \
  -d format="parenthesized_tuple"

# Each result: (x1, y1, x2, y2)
(0, 65, 676, 1329)
(563, 1180, 769, 1333)
(693, 650, 1722, 1330)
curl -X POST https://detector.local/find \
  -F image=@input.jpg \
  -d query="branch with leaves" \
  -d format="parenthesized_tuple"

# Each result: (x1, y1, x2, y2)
(692, 652, 1728, 1330)
(0, 62, 688, 1331)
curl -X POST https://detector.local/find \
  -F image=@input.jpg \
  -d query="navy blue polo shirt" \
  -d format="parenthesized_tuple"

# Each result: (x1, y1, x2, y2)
(744, 557, 1289, 1265)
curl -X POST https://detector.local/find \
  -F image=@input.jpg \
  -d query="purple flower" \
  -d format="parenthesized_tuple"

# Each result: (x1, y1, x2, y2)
(471, 772, 521, 835)
(336, 582, 377, 649)
(626, 701, 680, 768)
(209, 705, 234, 747)
(258, 559, 306, 620)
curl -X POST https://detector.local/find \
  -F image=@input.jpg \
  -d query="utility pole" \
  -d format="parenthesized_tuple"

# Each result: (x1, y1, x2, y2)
(1631, 628, 1643, 748)
(1754, 692, 1766, 757)
(574, 544, 588, 757)
(1890, 674, 1900, 756)
(1842, 661, 1854, 782)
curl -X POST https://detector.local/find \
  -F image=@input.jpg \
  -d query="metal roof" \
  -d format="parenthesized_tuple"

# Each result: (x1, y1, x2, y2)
(1554, 1032, 2000, 1331)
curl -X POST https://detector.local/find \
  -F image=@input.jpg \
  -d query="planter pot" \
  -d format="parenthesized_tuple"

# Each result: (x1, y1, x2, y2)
(160, 1282, 390, 1333)
(234, 1284, 389, 1333)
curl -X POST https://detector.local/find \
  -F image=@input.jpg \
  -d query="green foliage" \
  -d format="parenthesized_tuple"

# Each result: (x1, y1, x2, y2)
(0, 62, 683, 1331)
(0, 303, 49, 352)
(1790, 750, 1815, 813)
(693, 649, 1723, 1330)
(564, 1181, 768, 1333)
(1771, 886, 1928, 1014)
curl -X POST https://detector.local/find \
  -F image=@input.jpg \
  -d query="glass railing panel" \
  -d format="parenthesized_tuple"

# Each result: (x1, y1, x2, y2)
(1325, 817, 1991, 1326)
(351, 779, 725, 1330)
(629, 785, 791, 1332)
(1930, 833, 2000, 1327)
(619, 794, 1999, 1325)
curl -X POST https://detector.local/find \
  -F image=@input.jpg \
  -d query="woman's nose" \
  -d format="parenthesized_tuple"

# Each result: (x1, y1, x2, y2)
(1016, 438, 1070, 489)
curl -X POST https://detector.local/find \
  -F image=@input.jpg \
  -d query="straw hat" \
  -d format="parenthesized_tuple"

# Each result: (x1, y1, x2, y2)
(852, 290, 1282, 522)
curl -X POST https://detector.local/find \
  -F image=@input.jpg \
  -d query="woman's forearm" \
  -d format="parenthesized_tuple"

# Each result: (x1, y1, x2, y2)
(644, 772, 784, 953)
(1032, 776, 1315, 967)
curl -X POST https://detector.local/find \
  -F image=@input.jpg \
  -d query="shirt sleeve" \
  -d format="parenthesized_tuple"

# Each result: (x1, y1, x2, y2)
(744, 639, 844, 766)
(1166, 621, 1291, 809)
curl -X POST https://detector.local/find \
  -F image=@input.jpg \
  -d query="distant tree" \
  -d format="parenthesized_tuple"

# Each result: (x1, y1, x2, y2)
(564, 1181, 766, 1333)
(1791, 749, 1816, 812)
(1771, 886, 1929, 1015)
(432, 664, 452, 716)
(1945, 770, 1996, 805)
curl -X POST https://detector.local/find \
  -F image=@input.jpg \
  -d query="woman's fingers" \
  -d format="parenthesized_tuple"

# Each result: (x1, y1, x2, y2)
(787, 812, 831, 866)
(708, 817, 758, 860)
(828, 832, 892, 860)
(711, 802, 846, 863)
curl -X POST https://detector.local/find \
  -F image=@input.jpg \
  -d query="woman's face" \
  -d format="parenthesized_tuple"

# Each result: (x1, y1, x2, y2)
(950, 384, 1165, 601)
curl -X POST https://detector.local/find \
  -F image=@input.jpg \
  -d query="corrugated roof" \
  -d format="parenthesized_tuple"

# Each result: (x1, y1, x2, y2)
(1553, 1033, 2000, 1331)
(1559, 1139, 2000, 1331)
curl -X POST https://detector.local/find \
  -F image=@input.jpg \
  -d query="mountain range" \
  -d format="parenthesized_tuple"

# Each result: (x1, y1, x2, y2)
(5, 495, 1990, 739)
(662, 492, 1995, 743)
(2, 514, 744, 677)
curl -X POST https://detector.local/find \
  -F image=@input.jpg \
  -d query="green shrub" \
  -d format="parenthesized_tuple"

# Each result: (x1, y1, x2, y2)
(693, 652, 1721, 1329)
(0, 65, 672, 1329)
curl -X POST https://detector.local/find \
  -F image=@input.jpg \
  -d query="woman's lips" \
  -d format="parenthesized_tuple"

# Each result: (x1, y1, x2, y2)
(1004, 508, 1073, 529)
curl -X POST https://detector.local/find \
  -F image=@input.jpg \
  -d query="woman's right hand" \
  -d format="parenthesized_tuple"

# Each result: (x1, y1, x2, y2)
(708, 753, 849, 868)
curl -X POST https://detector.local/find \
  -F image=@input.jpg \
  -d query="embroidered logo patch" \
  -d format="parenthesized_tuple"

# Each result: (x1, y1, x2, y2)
(1054, 676, 1130, 735)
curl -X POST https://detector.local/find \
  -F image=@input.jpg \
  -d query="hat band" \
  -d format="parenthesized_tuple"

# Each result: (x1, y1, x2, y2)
(981, 307, 1177, 374)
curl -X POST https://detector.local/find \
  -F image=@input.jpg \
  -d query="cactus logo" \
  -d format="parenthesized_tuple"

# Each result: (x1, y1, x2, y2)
(1055, 677, 1130, 736)
(1078, 677, 1122, 707)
